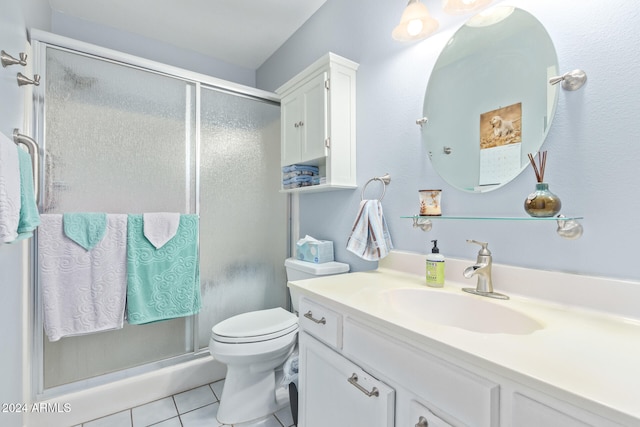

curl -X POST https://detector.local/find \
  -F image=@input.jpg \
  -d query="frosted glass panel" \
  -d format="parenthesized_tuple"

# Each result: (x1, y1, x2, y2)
(42, 47, 196, 388)
(198, 87, 286, 349)
(44, 48, 196, 214)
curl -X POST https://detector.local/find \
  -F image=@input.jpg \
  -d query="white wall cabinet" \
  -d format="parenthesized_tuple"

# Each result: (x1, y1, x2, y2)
(296, 295, 626, 427)
(280, 72, 328, 167)
(277, 53, 358, 193)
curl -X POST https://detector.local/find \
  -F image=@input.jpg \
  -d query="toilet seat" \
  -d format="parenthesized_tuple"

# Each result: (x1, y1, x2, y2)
(211, 307, 298, 344)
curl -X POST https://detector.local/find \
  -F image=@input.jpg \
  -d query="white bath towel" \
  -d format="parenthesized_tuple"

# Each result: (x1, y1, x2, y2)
(346, 200, 393, 261)
(143, 212, 180, 249)
(0, 133, 21, 243)
(38, 214, 128, 341)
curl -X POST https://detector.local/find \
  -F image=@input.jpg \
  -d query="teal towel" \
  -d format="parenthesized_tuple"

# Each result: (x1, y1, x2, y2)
(126, 214, 201, 324)
(15, 146, 40, 240)
(63, 213, 107, 250)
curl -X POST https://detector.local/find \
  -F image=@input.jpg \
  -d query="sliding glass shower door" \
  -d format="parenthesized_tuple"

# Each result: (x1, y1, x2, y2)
(36, 41, 286, 391)
(198, 87, 287, 349)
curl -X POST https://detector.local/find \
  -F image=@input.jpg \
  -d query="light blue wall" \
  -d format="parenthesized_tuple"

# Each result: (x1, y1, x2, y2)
(258, 0, 640, 281)
(0, 2, 30, 424)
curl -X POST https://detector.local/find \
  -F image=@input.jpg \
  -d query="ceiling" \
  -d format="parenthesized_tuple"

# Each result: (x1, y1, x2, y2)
(45, 0, 327, 69)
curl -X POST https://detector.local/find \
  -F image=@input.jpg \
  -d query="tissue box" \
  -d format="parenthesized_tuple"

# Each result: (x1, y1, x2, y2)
(297, 240, 334, 263)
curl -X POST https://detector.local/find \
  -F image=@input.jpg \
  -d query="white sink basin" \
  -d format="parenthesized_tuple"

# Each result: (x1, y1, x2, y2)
(382, 288, 543, 335)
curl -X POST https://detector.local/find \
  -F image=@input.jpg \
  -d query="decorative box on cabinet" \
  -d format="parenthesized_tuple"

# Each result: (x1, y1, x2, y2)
(276, 52, 358, 193)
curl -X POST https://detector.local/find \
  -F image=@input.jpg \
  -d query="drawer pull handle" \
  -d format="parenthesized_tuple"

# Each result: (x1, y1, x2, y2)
(347, 373, 379, 397)
(304, 311, 326, 325)
(415, 416, 429, 427)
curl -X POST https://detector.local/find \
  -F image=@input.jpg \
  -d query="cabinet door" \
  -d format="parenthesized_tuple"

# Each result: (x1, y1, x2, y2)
(511, 393, 612, 427)
(281, 92, 302, 166)
(299, 332, 395, 427)
(300, 72, 328, 162)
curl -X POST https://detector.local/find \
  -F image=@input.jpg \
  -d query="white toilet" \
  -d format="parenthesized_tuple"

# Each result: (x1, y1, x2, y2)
(209, 257, 349, 425)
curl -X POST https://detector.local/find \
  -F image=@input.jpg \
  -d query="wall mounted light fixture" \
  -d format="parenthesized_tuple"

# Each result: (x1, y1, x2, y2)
(392, 0, 439, 42)
(442, 0, 493, 15)
(393, 0, 495, 41)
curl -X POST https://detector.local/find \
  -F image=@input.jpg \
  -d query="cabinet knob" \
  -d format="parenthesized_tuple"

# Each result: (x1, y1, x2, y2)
(415, 416, 429, 427)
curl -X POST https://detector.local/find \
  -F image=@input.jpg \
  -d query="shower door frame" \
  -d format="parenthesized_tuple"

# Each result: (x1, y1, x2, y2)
(29, 30, 284, 400)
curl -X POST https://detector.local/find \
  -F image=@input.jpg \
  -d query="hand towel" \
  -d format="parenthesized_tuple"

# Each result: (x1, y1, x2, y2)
(126, 214, 201, 324)
(346, 200, 393, 261)
(0, 133, 21, 243)
(283, 175, 313, 185)
(283, 170, 316, 180)
(143, 212, 180, 249)
(38, 214, 128, 342)
(63, 213, 107, 250)
(282, 164, 319, 174)
(14, 145, 40, 240)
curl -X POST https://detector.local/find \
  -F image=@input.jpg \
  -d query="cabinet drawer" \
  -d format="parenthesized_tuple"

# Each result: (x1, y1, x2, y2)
(343, 318, 499, 427)
(299, 297, 342, 349)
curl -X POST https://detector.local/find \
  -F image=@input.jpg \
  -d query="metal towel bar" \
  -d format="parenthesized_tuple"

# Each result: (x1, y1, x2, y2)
(13, 129, 40, 203)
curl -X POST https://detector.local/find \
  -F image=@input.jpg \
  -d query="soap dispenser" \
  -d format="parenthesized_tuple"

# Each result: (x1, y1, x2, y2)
(426, 240, 445, 287)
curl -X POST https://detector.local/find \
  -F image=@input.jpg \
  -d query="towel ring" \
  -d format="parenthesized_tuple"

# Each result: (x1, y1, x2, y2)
(361, 173, 391, 201)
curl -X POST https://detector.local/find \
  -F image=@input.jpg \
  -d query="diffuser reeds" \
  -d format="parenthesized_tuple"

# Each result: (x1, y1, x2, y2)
(527, 151, 547, 183)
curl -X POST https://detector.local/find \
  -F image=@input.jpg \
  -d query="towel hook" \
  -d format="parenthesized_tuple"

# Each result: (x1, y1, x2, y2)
(1, 50, 27, 67)
(361, 173, 391, 201)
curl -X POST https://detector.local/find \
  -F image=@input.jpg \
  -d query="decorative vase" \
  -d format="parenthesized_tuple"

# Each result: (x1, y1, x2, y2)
(524, 183, 561, 217)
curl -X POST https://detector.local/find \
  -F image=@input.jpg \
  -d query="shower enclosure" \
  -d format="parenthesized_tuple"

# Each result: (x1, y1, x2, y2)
(30, 32, 287, 396)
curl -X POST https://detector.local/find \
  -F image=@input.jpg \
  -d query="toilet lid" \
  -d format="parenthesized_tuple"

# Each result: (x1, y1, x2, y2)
(211, 307, 298, 344)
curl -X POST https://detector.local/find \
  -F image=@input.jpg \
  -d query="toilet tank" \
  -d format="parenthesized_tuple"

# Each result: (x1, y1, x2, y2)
(285, 258, 349, 313)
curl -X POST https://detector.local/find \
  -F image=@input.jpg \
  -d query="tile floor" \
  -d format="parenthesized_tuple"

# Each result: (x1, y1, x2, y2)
(73, 380, 295, 427)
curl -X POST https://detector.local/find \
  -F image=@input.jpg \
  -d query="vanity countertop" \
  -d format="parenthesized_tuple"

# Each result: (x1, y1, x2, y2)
(288, 252, 640, 425)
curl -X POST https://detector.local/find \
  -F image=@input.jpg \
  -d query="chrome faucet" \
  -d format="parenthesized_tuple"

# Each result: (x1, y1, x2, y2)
(462, 240, 509, 300)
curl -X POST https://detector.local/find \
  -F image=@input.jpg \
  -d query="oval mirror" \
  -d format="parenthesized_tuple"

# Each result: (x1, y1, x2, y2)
(423, 6, 559, 193)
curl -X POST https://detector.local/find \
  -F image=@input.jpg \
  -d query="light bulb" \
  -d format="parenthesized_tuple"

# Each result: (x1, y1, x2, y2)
(407, 19, 424, 36)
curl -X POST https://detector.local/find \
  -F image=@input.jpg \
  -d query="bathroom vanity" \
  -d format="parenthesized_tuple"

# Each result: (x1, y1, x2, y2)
(289, 251, 640, 426)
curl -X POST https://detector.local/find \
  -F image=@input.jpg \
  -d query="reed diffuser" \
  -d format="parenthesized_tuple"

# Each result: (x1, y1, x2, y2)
(524, 151, 562, 217)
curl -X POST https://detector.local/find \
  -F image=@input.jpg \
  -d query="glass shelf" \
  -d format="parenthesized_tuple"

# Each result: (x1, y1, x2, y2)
(403, 215, 585, 239)
(401, 215, 584, 221)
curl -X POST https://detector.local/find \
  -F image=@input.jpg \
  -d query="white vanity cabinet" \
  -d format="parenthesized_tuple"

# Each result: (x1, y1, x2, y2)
(276, 52, 358, 193)
(343, 317, 499, 427)
(506, 389, 623, 427)
(298, 298, 395, 427)
(296, 294, 629, 427)
(299, 332, 395, 427)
